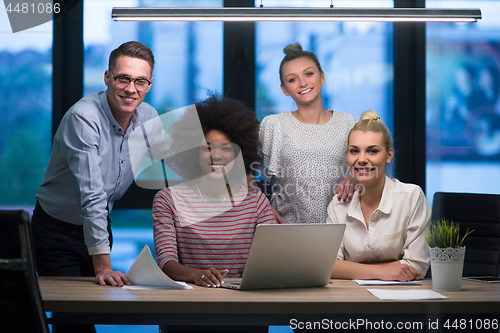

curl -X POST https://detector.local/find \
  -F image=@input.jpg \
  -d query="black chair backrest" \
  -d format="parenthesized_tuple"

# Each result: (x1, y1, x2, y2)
(0, 209, 50, 333)
(431, 192, 500, 277)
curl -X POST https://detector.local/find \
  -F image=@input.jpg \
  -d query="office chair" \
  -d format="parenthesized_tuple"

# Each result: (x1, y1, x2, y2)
(428, 193, 500, 333)
(431, 192, 500, 277)
(0, 209, 50, 333)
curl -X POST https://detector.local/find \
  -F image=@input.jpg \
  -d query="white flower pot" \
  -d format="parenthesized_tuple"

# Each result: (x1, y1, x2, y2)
(429, 246, 466, 291)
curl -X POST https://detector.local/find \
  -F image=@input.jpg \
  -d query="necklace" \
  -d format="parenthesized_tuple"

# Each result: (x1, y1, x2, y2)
(195, 183, 228, 212)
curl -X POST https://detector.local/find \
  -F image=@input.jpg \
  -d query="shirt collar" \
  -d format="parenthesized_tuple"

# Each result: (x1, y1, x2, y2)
(347, 175, 394, 220)
(347, 188, 363, 222)
(377, 176, 394, 215)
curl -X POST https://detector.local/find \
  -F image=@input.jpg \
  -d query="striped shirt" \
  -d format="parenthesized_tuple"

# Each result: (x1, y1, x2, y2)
(153, 184, 275, 278)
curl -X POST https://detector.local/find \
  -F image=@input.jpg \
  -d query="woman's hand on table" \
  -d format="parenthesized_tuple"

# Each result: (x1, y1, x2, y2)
(379, 263, 420, 282)
(193, 268, 229, 288)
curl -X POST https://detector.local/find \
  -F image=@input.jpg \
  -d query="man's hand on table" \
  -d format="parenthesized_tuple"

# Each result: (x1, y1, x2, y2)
(92, 253, 132, 286)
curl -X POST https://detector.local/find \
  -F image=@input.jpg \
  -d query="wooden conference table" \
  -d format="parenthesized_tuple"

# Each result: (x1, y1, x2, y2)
(39, 277, 500, 328)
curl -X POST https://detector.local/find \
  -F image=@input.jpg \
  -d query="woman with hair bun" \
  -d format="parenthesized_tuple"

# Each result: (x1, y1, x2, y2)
(328, 111, 431, 281)
(259, 43, 357, 225)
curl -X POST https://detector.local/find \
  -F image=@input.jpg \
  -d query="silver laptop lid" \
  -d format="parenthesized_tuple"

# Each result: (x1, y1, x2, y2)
(238, 223, 345, 290)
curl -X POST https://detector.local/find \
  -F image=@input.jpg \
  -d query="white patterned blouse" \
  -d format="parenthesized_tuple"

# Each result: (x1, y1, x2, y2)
(259, 111, 356, 224)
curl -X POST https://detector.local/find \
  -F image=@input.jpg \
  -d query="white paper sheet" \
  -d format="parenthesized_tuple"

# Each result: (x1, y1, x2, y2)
(354, 279, 421, 286)
(368, 289, 448, 300)
(123, 245, 192, 290)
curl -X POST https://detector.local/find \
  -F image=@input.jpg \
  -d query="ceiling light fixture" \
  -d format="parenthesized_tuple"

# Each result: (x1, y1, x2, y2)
(112, 7, 481, 23)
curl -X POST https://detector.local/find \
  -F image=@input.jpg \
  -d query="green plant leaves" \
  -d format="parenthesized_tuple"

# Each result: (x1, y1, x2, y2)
(425, 217, 474, 248)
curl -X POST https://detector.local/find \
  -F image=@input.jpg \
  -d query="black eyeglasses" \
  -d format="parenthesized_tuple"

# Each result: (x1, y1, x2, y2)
(108, 71, 151, 91)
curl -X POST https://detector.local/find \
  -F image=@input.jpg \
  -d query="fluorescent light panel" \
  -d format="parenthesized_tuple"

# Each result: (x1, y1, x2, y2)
(112, 7, 481, 22)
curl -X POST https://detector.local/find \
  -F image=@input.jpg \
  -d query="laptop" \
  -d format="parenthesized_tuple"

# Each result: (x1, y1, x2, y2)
(221, 223, 345, 290)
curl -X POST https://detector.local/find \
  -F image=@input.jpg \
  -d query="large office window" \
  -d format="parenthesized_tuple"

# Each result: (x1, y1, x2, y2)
(255, 0, 394, 129)
(426, 1, 500, 204)
(0, 11, 52, 209)
(255, 0, 394, 181)
(84, 0, 223, 112)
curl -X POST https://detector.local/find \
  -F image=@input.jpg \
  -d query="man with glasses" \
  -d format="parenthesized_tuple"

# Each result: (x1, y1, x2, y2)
(32, 41, 162, 299)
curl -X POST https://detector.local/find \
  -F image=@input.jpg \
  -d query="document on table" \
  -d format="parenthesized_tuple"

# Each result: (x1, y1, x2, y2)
(123, 245, 192, 290)
(368, 289, 447, 300)
(354, 279, 421, 286)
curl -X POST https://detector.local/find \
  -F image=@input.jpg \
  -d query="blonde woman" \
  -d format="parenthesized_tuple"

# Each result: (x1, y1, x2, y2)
(259, 43, 357, 225)
(328, 111, 430, 281)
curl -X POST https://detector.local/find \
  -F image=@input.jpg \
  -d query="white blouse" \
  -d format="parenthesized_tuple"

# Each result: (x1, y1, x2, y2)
(326, 176, 431, 278)
(259, 111, 356, 225)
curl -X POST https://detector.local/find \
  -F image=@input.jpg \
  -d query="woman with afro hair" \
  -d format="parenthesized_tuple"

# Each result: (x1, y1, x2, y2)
(153, 94, 275, 289)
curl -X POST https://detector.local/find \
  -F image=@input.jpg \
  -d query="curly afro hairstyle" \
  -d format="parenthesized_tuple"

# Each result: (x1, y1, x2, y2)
(166, 95, 261, 182)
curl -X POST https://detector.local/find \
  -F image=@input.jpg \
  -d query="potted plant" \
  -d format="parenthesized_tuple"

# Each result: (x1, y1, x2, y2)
(425, 218, 474, 291)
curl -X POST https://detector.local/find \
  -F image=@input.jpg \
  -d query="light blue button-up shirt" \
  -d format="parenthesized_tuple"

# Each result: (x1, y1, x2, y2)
(36, 91, 163, 255)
